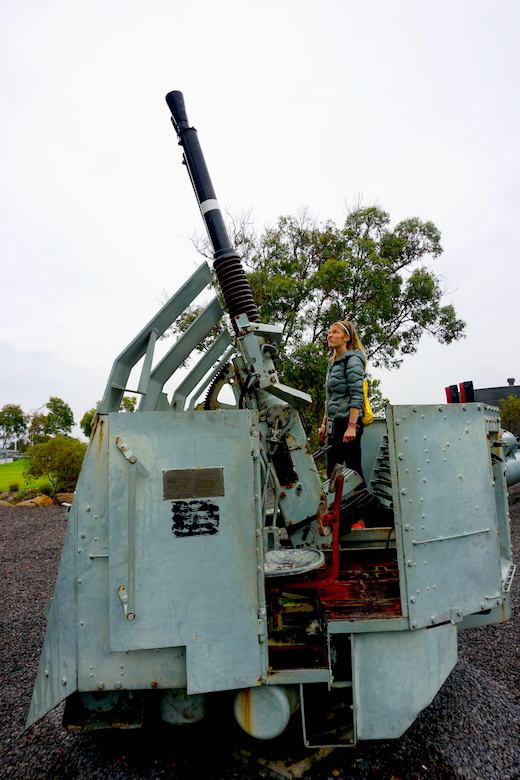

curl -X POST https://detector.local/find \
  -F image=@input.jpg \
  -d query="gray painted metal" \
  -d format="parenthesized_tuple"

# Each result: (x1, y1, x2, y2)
(361, 418, 387, 487)
(27, 408, 266, 727)
(26, 246, 516, 743)
(171, 329, 233, 410)
(387, 404, 504, 629)
(502, 430, 520, 486)
(138, 297, 223, 411)
(26, 91, 517, 746)
(234, 685, 300, 740)
(26, 501, 78, 727)
(74, 413, 189, 697)
(352, 623, 458, 740)
(106, 410, 265, 693)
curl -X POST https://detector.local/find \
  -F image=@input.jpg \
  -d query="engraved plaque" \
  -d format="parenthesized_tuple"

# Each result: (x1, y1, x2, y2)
(163, 468, 225, 500)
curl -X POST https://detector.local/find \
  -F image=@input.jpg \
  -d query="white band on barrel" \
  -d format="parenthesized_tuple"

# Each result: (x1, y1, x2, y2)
(200, 199, 219, 214)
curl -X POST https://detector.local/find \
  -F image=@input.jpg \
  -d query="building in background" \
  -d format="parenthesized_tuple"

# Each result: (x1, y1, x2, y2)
(446, 378, 519, 406)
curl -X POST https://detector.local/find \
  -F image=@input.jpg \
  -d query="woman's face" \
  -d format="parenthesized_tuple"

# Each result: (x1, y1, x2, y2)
(327, 324, 350, 350)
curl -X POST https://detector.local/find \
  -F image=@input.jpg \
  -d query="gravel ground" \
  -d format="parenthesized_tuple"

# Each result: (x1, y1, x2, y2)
(1, 492, 519, 780)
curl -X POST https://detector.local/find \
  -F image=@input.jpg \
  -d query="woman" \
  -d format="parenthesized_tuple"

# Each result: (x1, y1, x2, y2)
(319, 320, 366, 483)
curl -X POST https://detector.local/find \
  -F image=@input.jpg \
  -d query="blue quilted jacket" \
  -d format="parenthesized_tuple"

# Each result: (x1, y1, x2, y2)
(326, 349, 366, 421)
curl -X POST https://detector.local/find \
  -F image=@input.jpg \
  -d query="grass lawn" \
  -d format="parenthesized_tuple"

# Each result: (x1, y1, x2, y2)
(0, 459, 41, 492)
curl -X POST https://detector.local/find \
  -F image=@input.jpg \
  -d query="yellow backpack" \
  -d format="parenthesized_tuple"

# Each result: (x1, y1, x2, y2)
(362, 380, 374, 426)
(343, 355, 375, 426)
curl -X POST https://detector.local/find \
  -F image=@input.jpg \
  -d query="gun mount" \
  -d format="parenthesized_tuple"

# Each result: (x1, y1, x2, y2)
(26, 94, 516, 748)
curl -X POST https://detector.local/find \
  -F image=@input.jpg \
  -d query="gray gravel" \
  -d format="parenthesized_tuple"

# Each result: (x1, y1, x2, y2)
(1, 493, 519, 780)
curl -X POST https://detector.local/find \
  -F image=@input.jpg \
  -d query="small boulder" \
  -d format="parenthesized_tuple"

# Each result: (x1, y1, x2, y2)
(32, 494, 54, 507)
(54, 493, 74, 505)
(17, 494, 54, 507)
(0, 499, 12, 507)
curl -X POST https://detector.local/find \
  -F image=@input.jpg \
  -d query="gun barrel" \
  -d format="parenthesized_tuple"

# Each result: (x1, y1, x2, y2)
(166, 91, 259, 327)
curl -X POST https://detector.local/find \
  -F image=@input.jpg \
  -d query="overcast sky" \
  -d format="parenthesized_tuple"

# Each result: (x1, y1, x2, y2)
(1, 0, 519, 439)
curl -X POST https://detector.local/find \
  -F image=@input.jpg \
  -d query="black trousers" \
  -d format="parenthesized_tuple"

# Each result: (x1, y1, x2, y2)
(326, 417, 366, 486)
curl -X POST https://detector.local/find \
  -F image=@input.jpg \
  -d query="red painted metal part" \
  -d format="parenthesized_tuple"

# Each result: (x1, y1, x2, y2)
(279, 473, 402, 619)
(288, 474, 344, 589)
(318, 559, 401, 620)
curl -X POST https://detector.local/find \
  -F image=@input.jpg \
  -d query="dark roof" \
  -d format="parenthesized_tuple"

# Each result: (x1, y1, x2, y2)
(474, 386, 520, 406)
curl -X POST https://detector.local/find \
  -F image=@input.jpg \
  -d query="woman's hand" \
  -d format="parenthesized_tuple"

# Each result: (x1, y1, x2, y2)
(343, 423, 357, 442)
(318, 424, 326, 443)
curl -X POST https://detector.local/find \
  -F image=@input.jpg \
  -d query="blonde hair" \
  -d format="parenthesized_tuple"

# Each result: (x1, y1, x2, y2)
(331, 320, 366, 355)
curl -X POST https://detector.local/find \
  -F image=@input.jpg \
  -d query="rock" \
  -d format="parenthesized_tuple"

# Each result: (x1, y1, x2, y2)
(0, 499, 12, 507)
(53, 493, 74, 505)
(32, 494, 54, 506)
(16, 494, 54, 507)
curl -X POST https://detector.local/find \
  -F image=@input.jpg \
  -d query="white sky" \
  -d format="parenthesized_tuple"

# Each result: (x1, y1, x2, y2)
(1, 0, 519, 438)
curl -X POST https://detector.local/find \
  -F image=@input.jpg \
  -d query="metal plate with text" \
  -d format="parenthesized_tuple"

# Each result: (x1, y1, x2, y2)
(163, 468, 225, 500)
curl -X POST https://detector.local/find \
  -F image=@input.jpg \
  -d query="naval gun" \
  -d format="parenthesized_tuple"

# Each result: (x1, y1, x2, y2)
(27, 93, 516, 747)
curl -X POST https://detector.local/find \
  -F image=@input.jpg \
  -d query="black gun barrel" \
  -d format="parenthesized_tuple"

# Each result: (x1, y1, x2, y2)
(166, 91, 259, 327)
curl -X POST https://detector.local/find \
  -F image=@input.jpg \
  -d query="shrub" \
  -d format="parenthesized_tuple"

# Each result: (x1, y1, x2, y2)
(39, 483, 53, 496)
(24, 436, 87, 493)
(9, 482, 19, 493)
(12, 488, 39, 504)
(499, 395, 520, 438)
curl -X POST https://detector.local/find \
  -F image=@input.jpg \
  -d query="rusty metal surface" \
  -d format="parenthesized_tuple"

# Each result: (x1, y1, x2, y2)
(318, 556, 401, 620)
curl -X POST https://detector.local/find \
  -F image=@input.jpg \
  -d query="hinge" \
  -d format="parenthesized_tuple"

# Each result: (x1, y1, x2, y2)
(257, 610, 267, 643)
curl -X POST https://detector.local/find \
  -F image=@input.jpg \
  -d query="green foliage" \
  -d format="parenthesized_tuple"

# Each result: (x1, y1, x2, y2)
(163, 302, 225, 356)
(9, 482, 19, 493)
(0, 404, 27, 451)
(120, 396, 137, 413)
(245, 207, 465, 369)
(80, 408, 96, 439)
(177, 204, 465, 432)
(499, 395, 520, 438)
(44, 397, 75, 437)
(81, 396, 136, 439)
(39, 483, 53, 496)
(24, 436, 87, 492)
(26, 410, 49, 445)
(280, 342, 329, 428)
(11, 487, 40, 504)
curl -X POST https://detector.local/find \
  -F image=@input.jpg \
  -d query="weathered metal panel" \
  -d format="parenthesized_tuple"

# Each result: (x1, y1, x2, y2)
(458, 591, 512, 630)
(74, 416, 189, 693)
(106, 410, 265, 693)
(361, 418, 387, 487)
(26, 501, 78, 727)
(272, 409, 329, 548)
(352, 623, 457, 740)
(388, 404, 503, 629)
